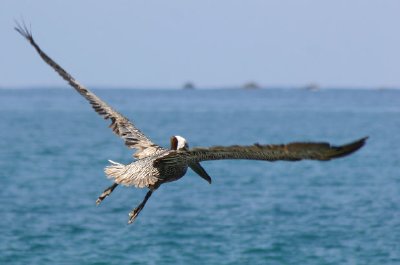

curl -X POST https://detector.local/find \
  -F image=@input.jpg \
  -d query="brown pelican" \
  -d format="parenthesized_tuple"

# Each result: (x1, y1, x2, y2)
(16, 23, 367, 224)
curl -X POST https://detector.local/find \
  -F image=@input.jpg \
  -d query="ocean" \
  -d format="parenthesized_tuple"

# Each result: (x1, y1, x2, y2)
(0, 88, 399, 264)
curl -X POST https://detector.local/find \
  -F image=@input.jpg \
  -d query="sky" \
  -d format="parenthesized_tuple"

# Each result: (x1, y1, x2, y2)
(1, 0, 400, 89)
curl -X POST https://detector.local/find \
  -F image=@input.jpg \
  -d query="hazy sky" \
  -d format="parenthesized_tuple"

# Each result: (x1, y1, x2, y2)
(1, 0, 399, 88)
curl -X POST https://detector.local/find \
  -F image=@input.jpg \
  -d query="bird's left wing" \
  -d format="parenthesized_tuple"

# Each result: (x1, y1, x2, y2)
(15, 23, 165, 159)
(155, 137, 367, 165)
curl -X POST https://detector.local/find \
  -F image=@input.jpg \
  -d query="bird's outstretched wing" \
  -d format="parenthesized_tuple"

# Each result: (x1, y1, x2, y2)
(15, 22, 165, 159)
(155, 137, 367, 165)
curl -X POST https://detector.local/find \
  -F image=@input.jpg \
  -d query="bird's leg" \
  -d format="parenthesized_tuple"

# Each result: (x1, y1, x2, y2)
(96, 183, 119, 205)
(128, 190, 153, 224)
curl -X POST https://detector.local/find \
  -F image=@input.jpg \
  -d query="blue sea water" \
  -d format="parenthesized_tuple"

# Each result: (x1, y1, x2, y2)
(0, 88, 399, 265)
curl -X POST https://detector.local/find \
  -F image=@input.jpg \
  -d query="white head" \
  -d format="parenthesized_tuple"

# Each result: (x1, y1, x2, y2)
(170, 135, 189, 151)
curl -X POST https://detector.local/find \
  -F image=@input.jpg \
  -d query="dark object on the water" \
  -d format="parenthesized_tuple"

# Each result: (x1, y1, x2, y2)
(183, 82, 195, 90)
(16, 22, 368, 225)
(304, 83, 320, 91)
(242, 82, 260, 89)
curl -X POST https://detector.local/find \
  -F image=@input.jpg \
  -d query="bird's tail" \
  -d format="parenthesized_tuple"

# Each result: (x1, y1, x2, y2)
(104, 160, 157, 188)
(104, 160, 128, 182)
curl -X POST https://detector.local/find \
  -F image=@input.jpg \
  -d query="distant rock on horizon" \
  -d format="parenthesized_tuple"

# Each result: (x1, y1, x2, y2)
(242, 82, 261, 90)
(303, 83, 320, 91)
(182, 82, 195, 90)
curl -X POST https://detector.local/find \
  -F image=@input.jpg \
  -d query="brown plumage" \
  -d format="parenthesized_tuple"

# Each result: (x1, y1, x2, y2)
(154, 138, 368, 166)
(15, 21, 163, 159)
(16, 22, 367, 224)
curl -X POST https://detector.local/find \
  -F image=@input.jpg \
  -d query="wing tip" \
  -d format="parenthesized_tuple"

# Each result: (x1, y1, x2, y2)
(330, 136, 368, 159)
(14, 19, 33, 41)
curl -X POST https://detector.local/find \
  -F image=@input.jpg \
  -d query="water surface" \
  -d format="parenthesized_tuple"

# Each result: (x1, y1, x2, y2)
(0, 88, 399, 264)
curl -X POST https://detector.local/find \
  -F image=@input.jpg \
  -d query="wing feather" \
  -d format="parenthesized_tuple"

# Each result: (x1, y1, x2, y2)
(155, 137, 367, 165)
(190, 137, 368, 162)
(15, 23, 164, 159)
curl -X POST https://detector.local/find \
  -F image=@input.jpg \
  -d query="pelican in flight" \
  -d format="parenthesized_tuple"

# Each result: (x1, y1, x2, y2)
(16, 23, 367, 224)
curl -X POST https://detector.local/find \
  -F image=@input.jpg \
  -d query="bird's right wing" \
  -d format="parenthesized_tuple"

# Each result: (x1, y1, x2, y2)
(15, 22, 165, 159)
(189, 137, 368, 162)
(155, 137, 367, 165)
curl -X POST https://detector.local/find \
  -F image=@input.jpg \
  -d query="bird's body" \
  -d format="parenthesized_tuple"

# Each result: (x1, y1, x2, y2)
(105, 150, 188, 189)
(16, 22, 367, 224)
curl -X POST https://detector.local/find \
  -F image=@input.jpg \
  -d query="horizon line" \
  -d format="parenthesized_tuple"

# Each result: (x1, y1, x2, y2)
(1, 84, 399, 91)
